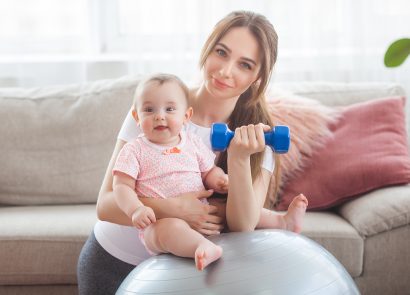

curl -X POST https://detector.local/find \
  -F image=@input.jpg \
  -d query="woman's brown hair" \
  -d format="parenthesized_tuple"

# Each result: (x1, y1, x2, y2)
(199, 11, 280, 208)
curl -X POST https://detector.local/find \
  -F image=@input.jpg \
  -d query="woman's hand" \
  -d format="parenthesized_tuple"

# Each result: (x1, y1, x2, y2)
(208, 197, 227, 225)
(173, 190, 226, 236)
(228, 123, 271, 158)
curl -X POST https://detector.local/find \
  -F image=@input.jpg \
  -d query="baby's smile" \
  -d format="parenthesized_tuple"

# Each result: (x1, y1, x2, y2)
(154, 125, 168, 131)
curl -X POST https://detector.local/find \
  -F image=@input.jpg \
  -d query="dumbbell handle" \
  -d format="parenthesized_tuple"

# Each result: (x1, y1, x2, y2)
(211, 123, 290, 153)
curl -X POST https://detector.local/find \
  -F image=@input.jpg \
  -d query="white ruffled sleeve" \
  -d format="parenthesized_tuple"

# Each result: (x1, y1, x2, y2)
(261, 146, 275, 174)
(117, 109, 142, 142)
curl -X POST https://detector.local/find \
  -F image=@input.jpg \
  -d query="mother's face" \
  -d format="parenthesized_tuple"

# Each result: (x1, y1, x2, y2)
(203, 27, 261, 100)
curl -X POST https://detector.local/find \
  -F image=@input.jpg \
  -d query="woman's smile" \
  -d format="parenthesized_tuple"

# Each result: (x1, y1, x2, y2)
(212, 77, 233, 90)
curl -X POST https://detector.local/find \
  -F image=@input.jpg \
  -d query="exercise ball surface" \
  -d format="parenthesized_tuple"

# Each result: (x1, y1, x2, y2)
(117, 229, 360, 295)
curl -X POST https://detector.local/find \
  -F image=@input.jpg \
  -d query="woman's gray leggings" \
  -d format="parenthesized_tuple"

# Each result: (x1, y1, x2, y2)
(77, 230, 135, 295)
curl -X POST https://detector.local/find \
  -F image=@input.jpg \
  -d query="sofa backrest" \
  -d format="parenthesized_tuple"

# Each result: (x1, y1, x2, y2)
(276, 82, 409, 146)
(0, 78, 407, 206)
(0, 76, 138, 205)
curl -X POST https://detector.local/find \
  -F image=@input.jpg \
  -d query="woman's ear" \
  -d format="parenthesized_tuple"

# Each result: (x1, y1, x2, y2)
(184, 107, 193, 123)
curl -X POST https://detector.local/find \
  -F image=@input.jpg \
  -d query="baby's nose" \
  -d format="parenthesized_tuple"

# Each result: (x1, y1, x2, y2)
(154, 109, 166, 120)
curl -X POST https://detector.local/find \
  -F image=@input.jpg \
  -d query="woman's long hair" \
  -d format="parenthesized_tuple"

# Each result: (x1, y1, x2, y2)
(199, 11, 280, 208)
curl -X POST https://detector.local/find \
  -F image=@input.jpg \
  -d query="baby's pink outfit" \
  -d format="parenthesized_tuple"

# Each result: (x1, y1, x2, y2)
(113, 130, 215, 254)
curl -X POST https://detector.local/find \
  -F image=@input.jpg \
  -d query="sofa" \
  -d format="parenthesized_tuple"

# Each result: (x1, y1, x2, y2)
(0, 76, 409, 295)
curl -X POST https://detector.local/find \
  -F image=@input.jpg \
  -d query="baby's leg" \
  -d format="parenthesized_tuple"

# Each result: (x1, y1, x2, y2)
(143, 218, 222, 271)
(257, 194, 308, 234)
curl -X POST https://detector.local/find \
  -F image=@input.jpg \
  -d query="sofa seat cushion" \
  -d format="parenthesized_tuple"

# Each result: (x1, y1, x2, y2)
(0, 204, 97, 285)
(338, 184, 410, 237)
(302, 211, 364, 277)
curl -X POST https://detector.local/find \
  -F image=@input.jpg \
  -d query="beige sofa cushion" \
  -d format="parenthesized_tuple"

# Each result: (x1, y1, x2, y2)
(277, 82, 406, 106)
(0, 77, 137, 205)
(0, 204, 97, 285)
(338, 184, 410, 237)
(354, 225, 410, 295)
(302, 212, 363, 277)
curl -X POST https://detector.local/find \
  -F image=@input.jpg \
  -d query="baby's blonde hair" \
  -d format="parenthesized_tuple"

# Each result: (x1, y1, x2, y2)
(133, 73, 189, 110)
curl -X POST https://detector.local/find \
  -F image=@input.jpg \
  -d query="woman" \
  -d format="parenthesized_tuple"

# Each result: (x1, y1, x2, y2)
(77, 10, 308, 294)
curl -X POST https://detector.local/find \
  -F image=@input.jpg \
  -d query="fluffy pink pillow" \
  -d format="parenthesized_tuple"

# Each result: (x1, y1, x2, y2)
(276, 96, 410, 211)
(266, 90, 341, 206)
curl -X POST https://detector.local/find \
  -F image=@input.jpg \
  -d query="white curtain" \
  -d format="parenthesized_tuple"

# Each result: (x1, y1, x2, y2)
(0, 0, 409, 95)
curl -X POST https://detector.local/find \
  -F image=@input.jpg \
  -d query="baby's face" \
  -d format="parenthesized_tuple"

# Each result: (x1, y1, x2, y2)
(135, 81, 190, 146)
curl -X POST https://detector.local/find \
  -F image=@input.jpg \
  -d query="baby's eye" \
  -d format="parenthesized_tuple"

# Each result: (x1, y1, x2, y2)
(166, 107, 176, 112)
(144, 107, 154, 112)
(216, 48, 227, 57)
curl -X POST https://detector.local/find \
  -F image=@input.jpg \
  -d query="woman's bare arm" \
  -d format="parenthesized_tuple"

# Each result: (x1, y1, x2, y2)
(96, 139, 132, 225)
(225, 124, 272, 232)
(226, 158, 271, 231)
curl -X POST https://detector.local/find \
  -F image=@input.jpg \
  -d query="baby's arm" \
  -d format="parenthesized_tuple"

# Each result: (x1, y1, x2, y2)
(202, 166, 229, 194)
(113, 172, 156, 229)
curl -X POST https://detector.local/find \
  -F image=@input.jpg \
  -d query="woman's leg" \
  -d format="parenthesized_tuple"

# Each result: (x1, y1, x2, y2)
(257, 194, 308, 233)
(77, 230, 135, 295)
(143, 218, 223, 270)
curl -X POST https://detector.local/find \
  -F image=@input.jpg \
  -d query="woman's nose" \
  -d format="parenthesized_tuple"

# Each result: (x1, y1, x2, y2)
(219, 61, 234, 78)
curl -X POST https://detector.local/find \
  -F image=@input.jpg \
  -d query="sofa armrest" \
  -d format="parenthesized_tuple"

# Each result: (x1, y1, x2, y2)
(338, 184, 410, 237)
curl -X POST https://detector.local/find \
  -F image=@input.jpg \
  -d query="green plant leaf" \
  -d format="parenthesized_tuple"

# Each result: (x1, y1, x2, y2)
(384, 38, 410, 67)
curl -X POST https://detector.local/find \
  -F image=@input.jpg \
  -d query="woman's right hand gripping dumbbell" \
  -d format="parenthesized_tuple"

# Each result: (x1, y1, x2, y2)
(228, 123, 271, 158)
(211, 122, 290, 153)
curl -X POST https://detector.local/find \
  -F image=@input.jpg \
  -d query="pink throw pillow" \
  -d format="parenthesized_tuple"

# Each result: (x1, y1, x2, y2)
(266, 91, 341, 205)
(276, 96, 410, 211)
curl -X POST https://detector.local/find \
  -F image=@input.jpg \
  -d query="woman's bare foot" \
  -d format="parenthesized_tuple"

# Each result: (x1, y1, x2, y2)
(283, 194, 308, 234)
(195, 242, 223, 271)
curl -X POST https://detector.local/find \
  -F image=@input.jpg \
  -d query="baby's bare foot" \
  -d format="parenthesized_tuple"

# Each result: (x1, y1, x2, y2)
(283, 194, 308, 234)
(195, 243, 223, 271)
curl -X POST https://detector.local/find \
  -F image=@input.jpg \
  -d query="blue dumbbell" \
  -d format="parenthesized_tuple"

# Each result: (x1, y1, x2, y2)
(211, 123, 290, 153)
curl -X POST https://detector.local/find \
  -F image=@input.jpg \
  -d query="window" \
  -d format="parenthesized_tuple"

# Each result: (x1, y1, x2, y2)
(0, 0, 409, 89)
(0, 0, 88, 54)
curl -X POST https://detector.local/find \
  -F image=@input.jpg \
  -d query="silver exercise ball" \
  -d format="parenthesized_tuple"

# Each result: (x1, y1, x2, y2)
(116, 229, 360, 295)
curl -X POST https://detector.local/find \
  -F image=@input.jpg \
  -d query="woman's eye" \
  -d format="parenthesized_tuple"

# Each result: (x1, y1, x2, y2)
(216, 49, 227, 57)
(240, 62, 252, 70)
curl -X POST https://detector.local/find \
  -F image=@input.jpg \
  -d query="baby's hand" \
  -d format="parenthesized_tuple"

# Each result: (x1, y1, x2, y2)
(214, 174, 229, 194)
(131, 206, 156, 229)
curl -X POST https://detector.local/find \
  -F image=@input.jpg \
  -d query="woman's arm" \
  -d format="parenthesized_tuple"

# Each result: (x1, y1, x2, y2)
(96, 139, 132, 225)
(96, 139, 224, 234)
(226, 159, 271, 231)
(225, 124, 272, 232)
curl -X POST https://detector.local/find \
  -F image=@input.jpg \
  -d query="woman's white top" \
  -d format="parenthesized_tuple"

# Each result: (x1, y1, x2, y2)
(94, 110, 275, 265)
